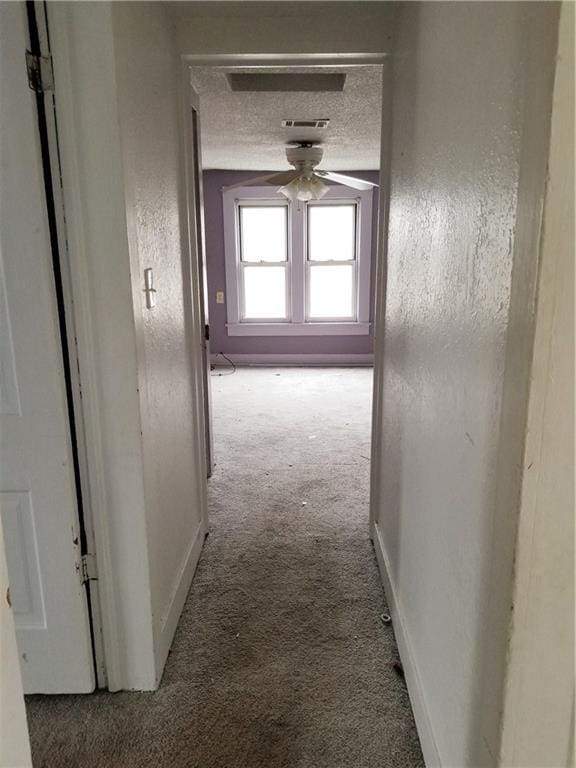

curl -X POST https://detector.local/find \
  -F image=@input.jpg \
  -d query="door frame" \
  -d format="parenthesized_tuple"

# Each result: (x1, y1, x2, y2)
(368, 59, 394, 534)
(181, 52, 389, 505)
(41, 3, 126, 691)
(27, 0, 106, 689)
(181, 74, 215, 482)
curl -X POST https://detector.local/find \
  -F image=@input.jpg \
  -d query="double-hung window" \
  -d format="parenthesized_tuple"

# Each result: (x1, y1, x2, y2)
(223, 185, 373, 336)
(307, 202, 357, 321)
(238, 203, 289, 320)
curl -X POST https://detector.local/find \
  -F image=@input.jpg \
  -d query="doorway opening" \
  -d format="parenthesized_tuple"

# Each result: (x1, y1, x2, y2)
(185, 55, 385, 494)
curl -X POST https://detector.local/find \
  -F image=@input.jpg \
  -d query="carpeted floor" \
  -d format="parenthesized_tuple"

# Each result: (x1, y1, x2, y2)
(26, 367, 424, 768)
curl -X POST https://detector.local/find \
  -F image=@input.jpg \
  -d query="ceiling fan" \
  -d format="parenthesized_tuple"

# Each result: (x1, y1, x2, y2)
(222, 141, 378, 201)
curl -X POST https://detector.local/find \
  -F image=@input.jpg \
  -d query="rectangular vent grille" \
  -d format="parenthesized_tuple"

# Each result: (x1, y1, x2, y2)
(281, 119, 330, 129)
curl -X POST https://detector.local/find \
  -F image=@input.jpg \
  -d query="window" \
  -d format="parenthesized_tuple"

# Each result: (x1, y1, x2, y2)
(223, 186, 373, 336)
(238, 204, 288, 320)
(307, 203, 356, 320)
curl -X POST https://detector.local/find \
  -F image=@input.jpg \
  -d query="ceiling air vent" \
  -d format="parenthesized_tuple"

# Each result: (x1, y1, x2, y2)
(281, 119, 330, 129)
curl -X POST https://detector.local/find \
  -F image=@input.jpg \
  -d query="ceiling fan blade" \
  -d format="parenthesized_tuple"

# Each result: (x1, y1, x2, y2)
(266, 170, 301, 186)
(316, 171, 378, 191)
(222, 170, 298, 192)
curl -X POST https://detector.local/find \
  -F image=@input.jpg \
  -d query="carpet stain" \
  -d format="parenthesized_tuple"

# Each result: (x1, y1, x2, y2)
(26, 368, 424, 768)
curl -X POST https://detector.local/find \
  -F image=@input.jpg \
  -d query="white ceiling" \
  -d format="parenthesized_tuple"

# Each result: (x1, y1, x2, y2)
(190, 65, 383, 171)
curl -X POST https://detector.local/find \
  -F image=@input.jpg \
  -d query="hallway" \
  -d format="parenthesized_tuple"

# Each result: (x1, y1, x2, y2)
(26, 367, 423, 767)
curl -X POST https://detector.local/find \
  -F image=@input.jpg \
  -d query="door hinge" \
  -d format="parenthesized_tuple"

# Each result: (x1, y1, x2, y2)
(25, 50, 54, 93)
(80, 553, 98, 585)
(205, 323, 210, 342)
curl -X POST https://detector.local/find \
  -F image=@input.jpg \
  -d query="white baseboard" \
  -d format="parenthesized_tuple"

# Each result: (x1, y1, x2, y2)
(371, 521, 442, 767)
(210, 353, 373, 367)
(154, 521, 207, 686)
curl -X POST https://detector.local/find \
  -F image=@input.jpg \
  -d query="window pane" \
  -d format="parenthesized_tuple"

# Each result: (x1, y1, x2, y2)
(308, 204, 356, 262)
(243, 266, 286, 319)
(240, 206, 287, 262)
(309, 264, 354, 319)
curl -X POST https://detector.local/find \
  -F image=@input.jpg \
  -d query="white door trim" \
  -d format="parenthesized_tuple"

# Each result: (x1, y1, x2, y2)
(45, 4, 125, 691)
(181, 66, 210, 528)
(183, 75, 215, 481)
(369, 61, 393, 532)
(182, 53, 388, 68)
(33, 0, 106, 689)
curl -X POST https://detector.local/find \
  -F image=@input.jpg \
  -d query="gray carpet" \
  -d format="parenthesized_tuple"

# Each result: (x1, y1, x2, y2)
(26, 367, 424, 768)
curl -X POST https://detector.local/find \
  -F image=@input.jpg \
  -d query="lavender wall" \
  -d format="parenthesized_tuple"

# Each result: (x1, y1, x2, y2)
(202, 170, 379, 356)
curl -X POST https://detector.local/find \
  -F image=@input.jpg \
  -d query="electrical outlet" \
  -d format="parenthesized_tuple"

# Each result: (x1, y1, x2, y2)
(216, 291, 225, 304)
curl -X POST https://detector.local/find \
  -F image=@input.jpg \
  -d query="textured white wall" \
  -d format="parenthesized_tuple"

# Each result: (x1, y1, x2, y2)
(172, 2, 394, 56)
(372, 3, 559, 766)
(112, 3, 208, 683)
(47, 1, 208, 690)
(500, 4, 575, 764)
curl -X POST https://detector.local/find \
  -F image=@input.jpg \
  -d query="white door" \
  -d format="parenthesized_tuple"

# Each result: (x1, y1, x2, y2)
(0, 515, 32, 768)
(0, 3, 95, 694)
(188, 85, 215, 476)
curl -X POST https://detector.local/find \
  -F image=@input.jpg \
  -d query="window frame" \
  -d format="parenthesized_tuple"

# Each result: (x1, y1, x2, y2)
(236, 200, 291, 323)
(222, 185, 373, 336)
(305, 200, 358, 322)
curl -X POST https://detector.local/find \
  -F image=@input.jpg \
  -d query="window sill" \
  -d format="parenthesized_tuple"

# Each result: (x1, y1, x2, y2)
(226, 322, 370, 337)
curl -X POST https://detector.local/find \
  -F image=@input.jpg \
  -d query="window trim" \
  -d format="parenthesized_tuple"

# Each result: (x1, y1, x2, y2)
(222, 185, 373, 336)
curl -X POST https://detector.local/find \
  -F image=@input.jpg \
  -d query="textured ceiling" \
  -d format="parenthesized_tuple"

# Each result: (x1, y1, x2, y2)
(190, 65, 383, 170)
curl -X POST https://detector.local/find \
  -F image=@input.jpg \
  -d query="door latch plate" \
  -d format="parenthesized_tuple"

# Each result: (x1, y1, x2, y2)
(26, 51, 54, 93)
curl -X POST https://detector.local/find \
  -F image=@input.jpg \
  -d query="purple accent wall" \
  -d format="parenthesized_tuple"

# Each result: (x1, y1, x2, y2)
(202, 170, 379, 356)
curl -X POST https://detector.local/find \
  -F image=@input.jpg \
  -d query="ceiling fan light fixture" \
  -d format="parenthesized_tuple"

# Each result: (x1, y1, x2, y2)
(278, 173, 329, 202)
(221, 142, 379, 195)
